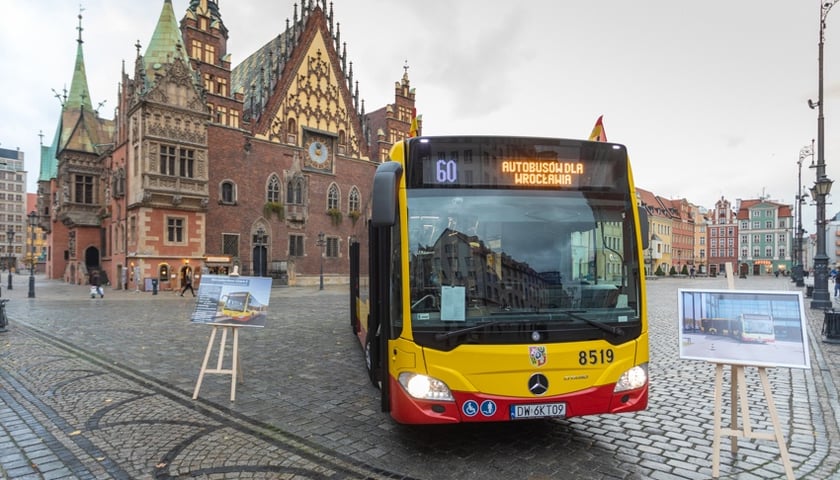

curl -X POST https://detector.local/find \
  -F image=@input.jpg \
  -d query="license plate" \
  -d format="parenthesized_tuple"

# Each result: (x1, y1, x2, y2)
(510, 402, 567, 419)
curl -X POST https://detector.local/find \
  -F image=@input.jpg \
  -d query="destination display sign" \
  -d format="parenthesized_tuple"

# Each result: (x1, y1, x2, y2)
(500, 160, 584, 186)
(406, 137, 626, 189)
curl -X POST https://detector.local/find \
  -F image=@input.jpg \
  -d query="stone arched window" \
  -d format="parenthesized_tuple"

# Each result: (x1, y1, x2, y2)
(221, 180, 236, 204)
(287, 176, 303, 205)
(349, 186, 360, 214)
(267, 174, 281, 203)
(158, 263, 170, 283)
(287, 117, 297, 144)
(338, 130, 347, 154)
(327, 183, 340, 211)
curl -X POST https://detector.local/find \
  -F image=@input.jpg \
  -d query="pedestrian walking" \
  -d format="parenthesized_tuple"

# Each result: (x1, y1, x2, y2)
(180, 275, 195, 297)
(834, 274, 840, 299)
(90, 272, 104, 298)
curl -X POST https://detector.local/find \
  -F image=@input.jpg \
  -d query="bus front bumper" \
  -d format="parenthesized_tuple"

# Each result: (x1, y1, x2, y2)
(388, 375, 648, 424)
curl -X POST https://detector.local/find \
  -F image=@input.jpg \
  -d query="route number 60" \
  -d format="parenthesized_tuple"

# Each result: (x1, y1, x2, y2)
(436, 159, 457, 183)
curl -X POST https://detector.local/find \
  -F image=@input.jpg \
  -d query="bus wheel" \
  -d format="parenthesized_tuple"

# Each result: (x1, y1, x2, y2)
(365, 336, 380, 388)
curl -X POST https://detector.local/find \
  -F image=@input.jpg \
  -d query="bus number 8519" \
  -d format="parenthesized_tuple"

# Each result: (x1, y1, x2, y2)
(579, 349, 614, 365)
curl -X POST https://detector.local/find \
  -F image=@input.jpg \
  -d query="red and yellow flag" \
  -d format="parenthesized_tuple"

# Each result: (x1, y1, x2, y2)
(409, 108, 419, 138)
(588, 115, 607, 142)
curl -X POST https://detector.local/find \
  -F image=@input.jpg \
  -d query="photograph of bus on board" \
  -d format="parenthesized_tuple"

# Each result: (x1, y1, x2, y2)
(190, 274, 272, 327)
(678, 289, 810, 369)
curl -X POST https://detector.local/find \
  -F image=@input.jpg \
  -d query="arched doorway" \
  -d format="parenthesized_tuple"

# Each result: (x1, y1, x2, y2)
(84, 246, 103, 284)
(253, 225, 268, 277)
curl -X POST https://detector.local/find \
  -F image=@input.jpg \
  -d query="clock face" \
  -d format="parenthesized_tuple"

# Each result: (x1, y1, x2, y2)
(308, 140, 329, 164)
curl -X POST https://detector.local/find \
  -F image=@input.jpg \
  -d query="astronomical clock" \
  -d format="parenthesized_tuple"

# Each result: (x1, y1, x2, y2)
(303, 130, 335, 172)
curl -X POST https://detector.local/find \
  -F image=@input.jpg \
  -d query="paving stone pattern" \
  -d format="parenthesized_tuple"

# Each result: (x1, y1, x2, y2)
(0, 274, 838, 479)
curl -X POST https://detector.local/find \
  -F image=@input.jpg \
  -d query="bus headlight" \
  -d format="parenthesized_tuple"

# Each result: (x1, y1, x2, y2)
(614, 363, 648, 393)
(398, 372, 455, 401)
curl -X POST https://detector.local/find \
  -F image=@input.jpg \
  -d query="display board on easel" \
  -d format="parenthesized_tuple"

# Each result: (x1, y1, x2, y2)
(678, 275, 809, 480)
(191, 274, 273, 401)
(678, 289, 810, 369)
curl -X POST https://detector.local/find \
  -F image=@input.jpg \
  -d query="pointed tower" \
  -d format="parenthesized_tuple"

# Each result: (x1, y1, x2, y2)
(40, 10, 115, 282)
(120, 0, 210, 292)
(366, 64, 420, 163)
(181, 0, 242, 130)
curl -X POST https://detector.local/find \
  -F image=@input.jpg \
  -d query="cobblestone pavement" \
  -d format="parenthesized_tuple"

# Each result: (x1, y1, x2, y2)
(0, 273, 838, 479)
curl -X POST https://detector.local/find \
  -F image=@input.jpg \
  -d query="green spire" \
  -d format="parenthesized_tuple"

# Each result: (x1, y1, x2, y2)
(65, 10, 93, 112)
(143, 0, 192, 82)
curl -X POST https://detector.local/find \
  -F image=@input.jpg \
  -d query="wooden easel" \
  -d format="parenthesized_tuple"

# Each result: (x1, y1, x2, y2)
(193, 325, 243, 401)
(711, 363, 794, 479)
(711, 263, 793, 479)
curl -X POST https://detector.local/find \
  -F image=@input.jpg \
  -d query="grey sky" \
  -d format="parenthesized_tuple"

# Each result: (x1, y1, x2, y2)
(2, 0, 837, 230)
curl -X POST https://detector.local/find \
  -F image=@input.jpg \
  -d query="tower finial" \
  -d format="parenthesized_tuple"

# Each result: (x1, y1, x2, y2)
(77, 5, 85, 44)
(52, 87, 68, 107)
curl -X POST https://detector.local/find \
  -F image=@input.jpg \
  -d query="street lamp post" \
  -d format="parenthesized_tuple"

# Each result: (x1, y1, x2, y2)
(317, 232, 325, 290)
(28, 211, 37, 298)
(811, 176, 834, 308)
(808, 0, 838, 309)
(6, 228, 13, 291)
(795, 145, 813, 287)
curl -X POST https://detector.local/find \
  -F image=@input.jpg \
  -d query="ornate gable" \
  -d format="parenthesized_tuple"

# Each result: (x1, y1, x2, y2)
(138, 58, 206, 114)
(249, 9, 368, 161)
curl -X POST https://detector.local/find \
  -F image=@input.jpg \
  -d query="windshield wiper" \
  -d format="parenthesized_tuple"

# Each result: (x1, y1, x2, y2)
(434, 320, 519, 340)
(564, 311, 624, 336)
(433, 311, 625, 341)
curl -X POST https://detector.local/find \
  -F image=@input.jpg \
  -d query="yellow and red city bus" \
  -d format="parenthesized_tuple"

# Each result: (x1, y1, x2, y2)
(219, 291, 266, 323)
(349, 136, 649, 424)
(700, 314, 775, 343)
(739, 313, 775, 343)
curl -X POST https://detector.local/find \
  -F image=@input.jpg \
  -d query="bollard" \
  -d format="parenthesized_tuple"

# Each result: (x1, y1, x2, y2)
(152, 279, 158, 295)
(823, 310, 840, 344)
(0, 298, 8, 332)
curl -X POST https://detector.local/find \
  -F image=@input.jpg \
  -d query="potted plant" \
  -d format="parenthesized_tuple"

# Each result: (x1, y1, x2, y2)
(327, 208, 342, 225)
(263, 201, 284, 221)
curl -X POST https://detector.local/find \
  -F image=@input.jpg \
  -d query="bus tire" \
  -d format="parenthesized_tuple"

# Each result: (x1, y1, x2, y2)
(365, 336, 380, 388)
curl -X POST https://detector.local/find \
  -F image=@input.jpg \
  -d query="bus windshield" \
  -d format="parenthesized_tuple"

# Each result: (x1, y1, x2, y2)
(224, 293, 250, 312)
(407, 188, 642, 348)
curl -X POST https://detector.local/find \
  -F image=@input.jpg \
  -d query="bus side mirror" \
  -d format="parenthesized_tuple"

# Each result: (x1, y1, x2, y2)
(638, 208, 649, 250)
(371, 161, 403, 227)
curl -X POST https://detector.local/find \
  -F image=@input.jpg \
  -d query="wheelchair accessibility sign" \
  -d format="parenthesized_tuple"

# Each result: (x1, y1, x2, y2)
(462, 399, 497, 418)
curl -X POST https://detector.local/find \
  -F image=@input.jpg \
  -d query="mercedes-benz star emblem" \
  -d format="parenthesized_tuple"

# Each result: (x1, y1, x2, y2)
(528, 373, 549, 396)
